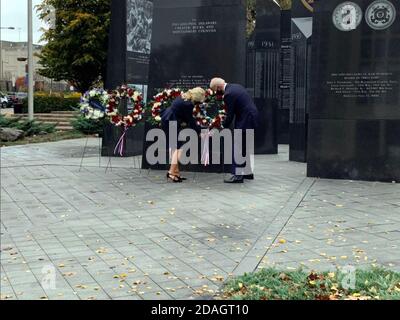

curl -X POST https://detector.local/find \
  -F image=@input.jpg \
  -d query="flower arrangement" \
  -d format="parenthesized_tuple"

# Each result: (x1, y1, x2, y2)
(147, 88, 227, 129)
(106, 85, 145, 128)
(193, 89, 227, 130)
(147, 88, 182, 126)
(79, 88, 109, 120)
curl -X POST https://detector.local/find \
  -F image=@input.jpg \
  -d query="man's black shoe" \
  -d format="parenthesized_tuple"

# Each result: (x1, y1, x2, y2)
(244, 174, 254, 180)
(224, 175, 244, 184)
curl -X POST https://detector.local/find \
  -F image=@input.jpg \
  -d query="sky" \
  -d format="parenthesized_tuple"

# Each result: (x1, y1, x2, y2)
(1, 0, 44, 44)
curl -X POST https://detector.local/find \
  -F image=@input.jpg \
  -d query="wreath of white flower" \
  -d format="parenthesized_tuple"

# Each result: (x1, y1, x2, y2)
(79, 89, 109, 120)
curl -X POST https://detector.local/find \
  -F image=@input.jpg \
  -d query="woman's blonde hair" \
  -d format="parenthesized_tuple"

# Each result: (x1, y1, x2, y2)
(182, 87, 206, 103)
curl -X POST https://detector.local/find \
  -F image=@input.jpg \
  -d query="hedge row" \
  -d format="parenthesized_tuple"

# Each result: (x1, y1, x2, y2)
(22, 96, 80, 113)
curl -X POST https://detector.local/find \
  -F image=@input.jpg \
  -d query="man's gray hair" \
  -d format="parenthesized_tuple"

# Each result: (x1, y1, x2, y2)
(210, 78, 226, 91)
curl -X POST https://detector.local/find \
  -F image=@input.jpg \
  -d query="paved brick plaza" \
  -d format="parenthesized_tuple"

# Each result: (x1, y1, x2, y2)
(1, 139, 399, 300)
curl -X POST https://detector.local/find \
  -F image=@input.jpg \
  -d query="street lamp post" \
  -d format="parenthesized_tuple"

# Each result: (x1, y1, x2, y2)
(28, 0, 34, 120)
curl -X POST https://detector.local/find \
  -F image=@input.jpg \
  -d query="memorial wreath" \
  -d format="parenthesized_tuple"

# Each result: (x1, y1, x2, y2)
(106, 85, 145, 128)
(147, 88, 182, 126)
(79, 88, 109, 120)
(193, 89, 227, 130)
(147, 88, 227, 130)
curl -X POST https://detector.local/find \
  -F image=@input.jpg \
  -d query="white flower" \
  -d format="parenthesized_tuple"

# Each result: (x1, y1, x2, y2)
(89, 90, 97, 97)
(153, 102, 162, 109)
(155, 116, 162, 122)
(93, 110, 103, 119)
(133, 92, 140, 101)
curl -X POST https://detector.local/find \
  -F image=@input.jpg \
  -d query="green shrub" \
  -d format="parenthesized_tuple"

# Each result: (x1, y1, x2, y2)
(14, 120, 56, 136)
(0, 115, 22, 128)
(0, 114, 56, 136)
(71, 116, 105, 135)
(21, 96, 80, 113)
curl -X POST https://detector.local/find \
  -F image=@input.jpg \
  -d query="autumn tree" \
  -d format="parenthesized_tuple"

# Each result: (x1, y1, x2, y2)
(36, 0, 111, 93)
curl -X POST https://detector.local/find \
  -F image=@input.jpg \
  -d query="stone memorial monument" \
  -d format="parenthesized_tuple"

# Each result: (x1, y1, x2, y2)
(279, 9, 292, 145)
(308, 0, 400, 181)
(289, 0, 313, 162)
(246, 0, 281, 155)
(142, 0, 247, 172)
(103, 0, 154, 157)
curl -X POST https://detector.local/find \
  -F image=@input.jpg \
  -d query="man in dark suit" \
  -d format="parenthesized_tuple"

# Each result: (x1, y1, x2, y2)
(210, 78, 259, 184)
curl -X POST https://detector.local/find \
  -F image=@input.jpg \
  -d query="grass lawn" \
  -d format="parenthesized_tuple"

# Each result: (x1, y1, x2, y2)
(1, 130, 86, 147)
(223, 268, 400, 300)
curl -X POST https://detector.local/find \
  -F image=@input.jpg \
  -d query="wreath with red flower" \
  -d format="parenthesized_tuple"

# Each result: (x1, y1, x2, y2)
(106, 85, 145, 127)
(193, 89, 227, 129)
(146, 88, 182, 126)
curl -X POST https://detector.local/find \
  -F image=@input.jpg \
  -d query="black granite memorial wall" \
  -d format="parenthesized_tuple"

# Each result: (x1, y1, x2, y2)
(106, 0, 127, 90)
(246, 0, 281, 155)
(103, 0, 153, 157)
(289, 0, 313, 163)
(279, 9, 292, 145)
(142, 0, 247, 172)
(308, 0, 400, 182)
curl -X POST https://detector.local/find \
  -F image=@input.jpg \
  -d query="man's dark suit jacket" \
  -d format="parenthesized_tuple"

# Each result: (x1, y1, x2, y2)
(223, 84, 259, 130)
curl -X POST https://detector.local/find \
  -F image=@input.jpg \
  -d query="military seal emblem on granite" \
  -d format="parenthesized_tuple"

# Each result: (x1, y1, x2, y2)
(365, 0, 396, 30)
(332, 2, 363, 31)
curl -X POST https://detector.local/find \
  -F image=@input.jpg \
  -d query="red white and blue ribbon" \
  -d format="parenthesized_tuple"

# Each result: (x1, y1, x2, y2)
(114, 127, 128, 157)
(201, 131, 212, 167)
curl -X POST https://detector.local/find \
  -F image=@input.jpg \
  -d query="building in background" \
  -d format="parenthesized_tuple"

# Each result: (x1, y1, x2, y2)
(0, 41, 68, 92)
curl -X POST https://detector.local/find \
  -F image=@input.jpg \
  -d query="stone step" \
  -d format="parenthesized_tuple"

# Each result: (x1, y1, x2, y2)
(6, 116, 76, 131)
(51, 111, 79, 115)
(17, 117, 75, 123)
(14, 116, 74, 121)
(14, 114, 78, 119)
(55, 126, 74, 131)
(8, 112, 80, 131)
(40, 120, 72, 125)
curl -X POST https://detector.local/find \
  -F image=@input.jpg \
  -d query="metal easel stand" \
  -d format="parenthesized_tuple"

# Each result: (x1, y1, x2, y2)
(79, 136, 90, 172)
(79, 135, 108, 172)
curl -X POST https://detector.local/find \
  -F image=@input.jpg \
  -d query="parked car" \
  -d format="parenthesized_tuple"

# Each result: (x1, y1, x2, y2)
(0, 92, 9, 108)
(6, 92, 27, 106)
(15, 92, 28, 102)
(6, 92, 17, 106)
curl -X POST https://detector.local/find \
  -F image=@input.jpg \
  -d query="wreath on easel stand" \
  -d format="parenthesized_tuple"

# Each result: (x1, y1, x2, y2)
(147, 88, 227, 130)
(193, 89, 227, 130)
(146, 88, 183, 126)
(79, 88, 109, 119)
(105, 85, 145, 156)
(78, 85, 145, 172)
